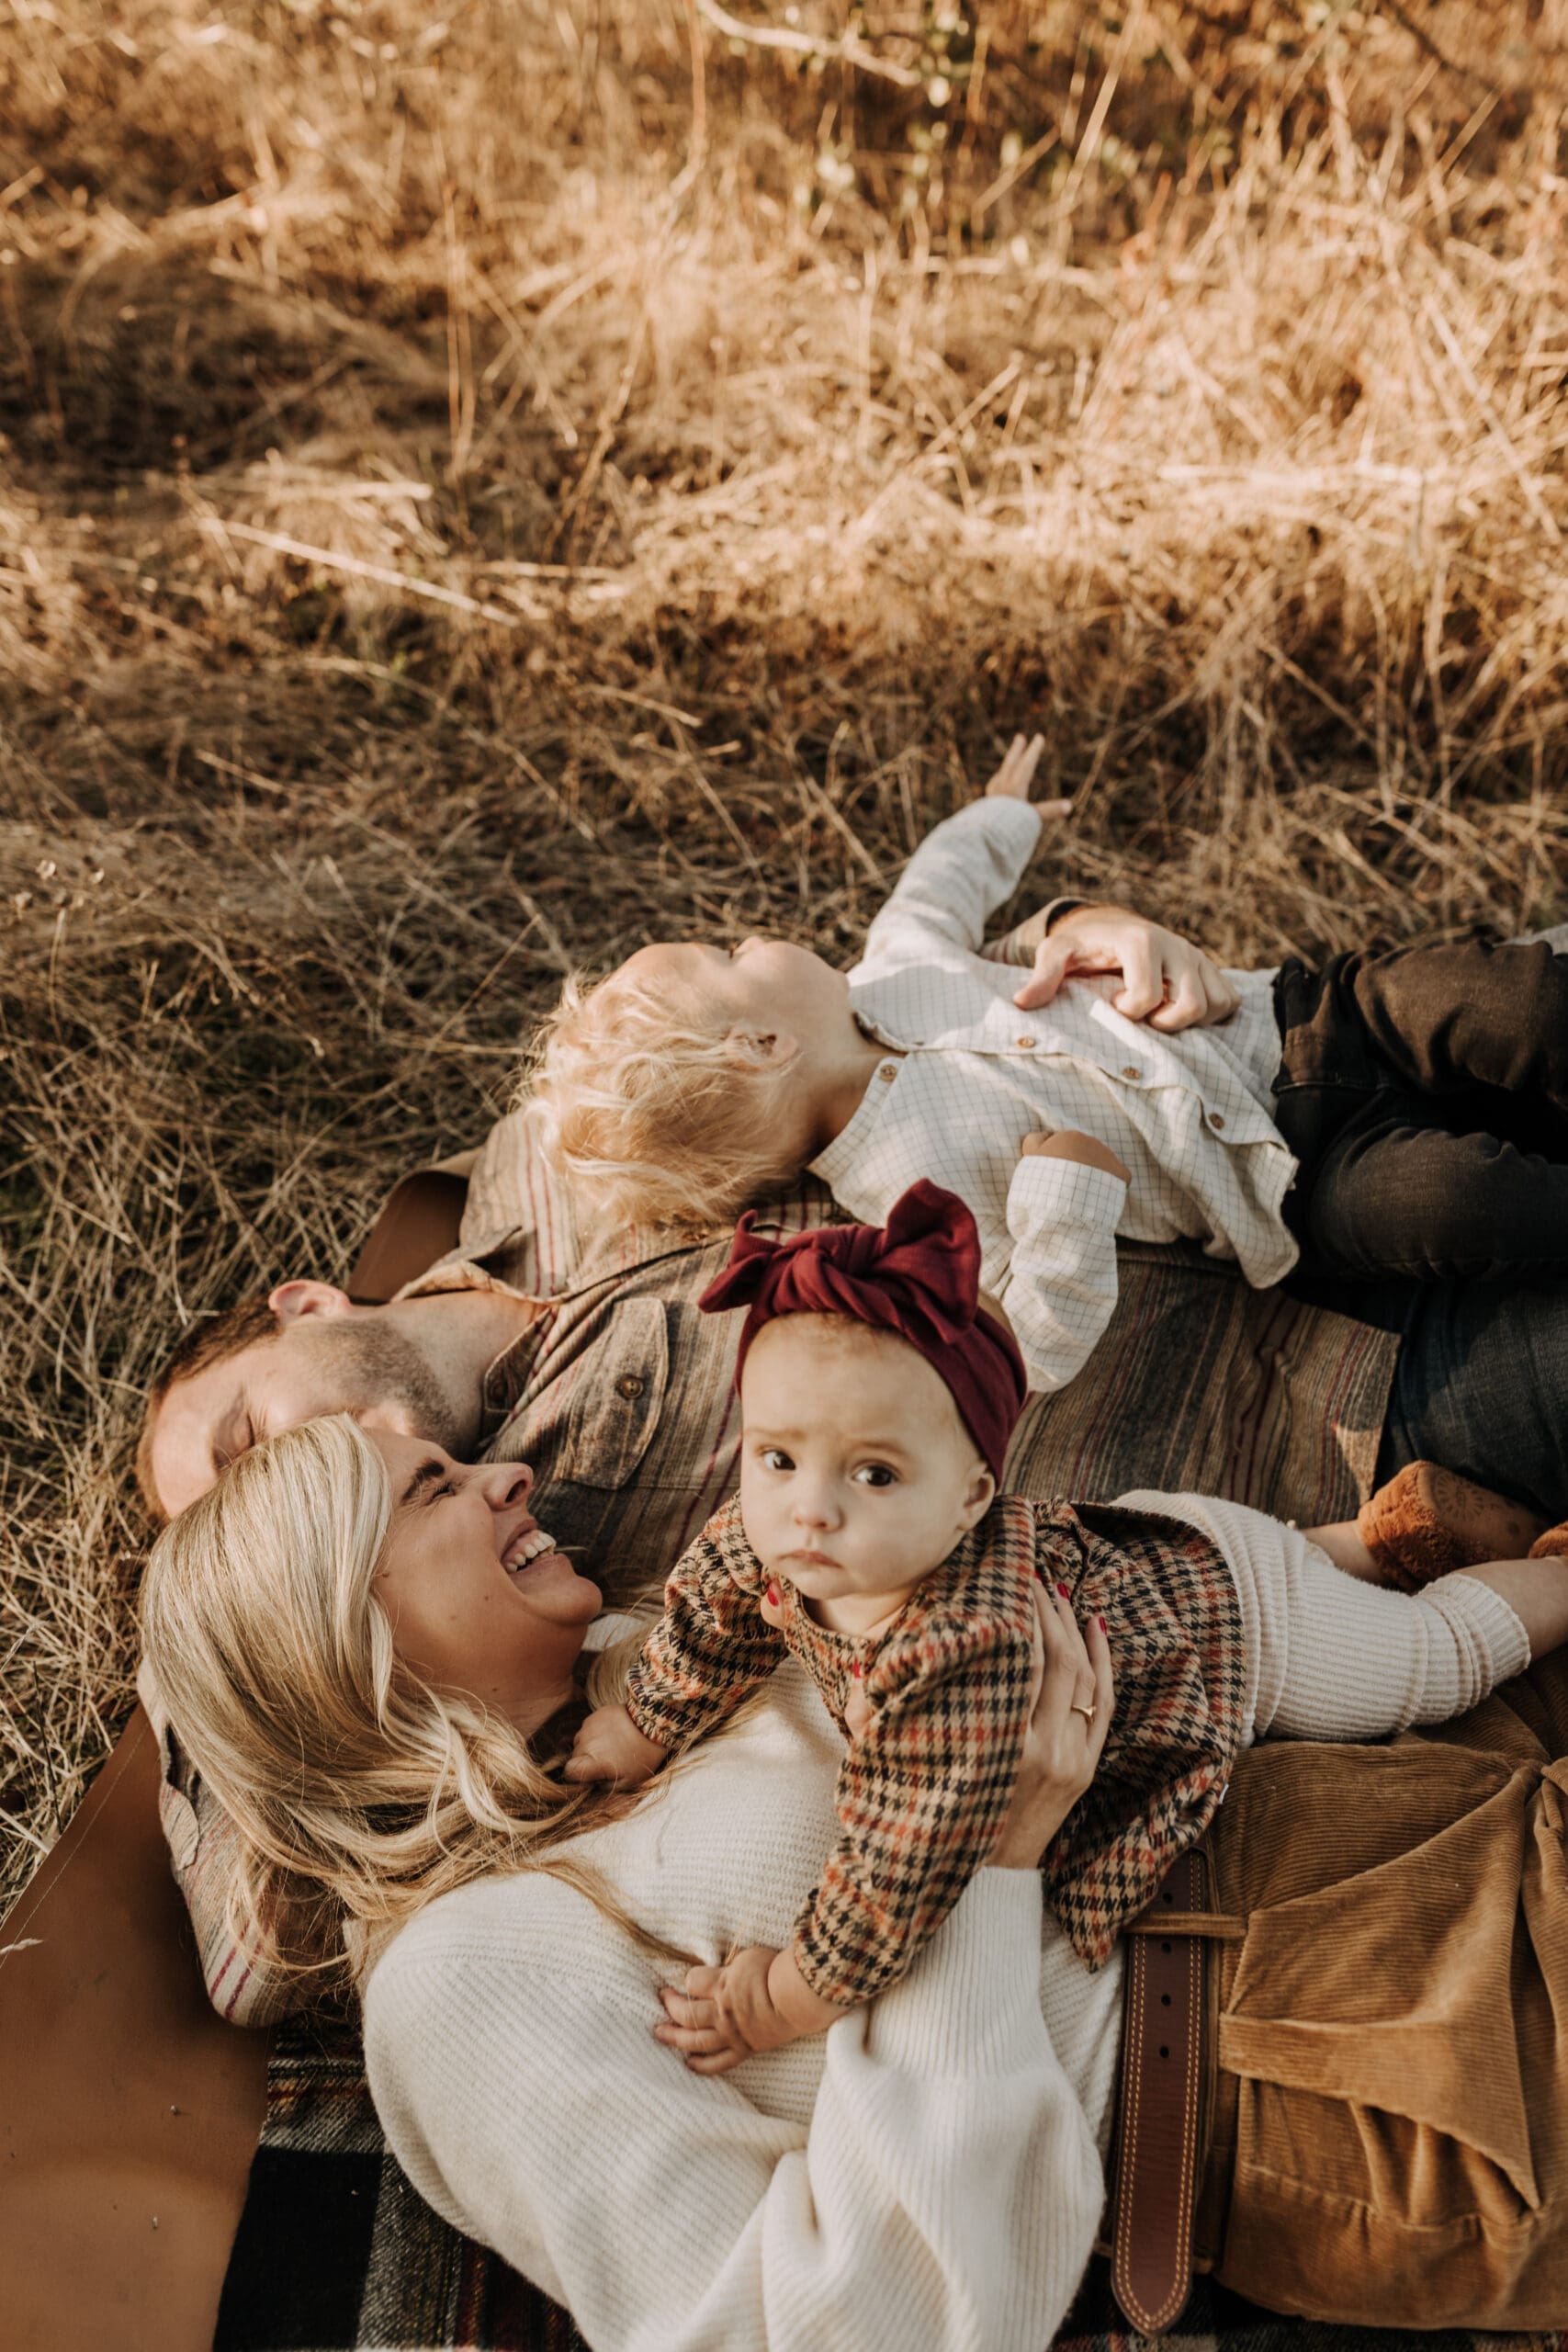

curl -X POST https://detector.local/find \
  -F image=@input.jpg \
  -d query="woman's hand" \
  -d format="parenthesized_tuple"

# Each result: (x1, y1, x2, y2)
(989, 1584, 1113, 1869)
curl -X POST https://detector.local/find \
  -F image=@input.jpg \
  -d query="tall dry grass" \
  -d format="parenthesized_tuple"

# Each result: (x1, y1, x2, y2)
(4, 0, 1568, 1909)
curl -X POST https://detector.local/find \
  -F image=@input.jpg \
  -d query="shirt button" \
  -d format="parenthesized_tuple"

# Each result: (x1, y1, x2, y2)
(1015, 1035, 1037, 1049)
(878, 1062, 897, 1082)
(616, 1374, 645, 1399)
(1121, 1063, 1141, 1080)
(1208, 1111, 1225, 1131)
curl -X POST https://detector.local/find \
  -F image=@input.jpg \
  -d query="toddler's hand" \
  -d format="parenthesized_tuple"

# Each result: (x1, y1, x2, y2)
(1020, 1128, 1132, 1185)
(563, 1702, 669, 1787)
(981, 732, 1071, 817)
(655, 1945, 845, 2075)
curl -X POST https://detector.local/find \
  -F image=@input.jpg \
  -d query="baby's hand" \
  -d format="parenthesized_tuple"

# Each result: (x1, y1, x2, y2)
(1021, 1128, 1132, 1185)
(563, 1702, 669, 1787)
(655, 1945, 845, 2075)
(981, 732, 1071, 818)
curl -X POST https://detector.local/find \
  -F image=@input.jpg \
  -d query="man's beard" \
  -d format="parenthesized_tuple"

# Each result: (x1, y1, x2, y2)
(317, 1317, 472, 1454)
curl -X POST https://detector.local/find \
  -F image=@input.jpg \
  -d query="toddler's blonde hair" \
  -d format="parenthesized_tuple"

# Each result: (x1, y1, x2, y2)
(526, 960, 807, 1228)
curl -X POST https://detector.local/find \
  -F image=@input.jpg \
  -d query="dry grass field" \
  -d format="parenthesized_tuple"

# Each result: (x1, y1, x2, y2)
(4, 0, 1568, 1911)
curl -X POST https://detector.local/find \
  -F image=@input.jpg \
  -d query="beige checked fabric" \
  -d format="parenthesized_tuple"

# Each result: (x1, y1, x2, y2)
(624, 1490, 1247, 1996)
(812, 796, 1300, 1394)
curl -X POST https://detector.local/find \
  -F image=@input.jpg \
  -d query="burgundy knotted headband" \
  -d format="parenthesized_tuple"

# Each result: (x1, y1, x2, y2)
(698, 1179, 1027, 1480)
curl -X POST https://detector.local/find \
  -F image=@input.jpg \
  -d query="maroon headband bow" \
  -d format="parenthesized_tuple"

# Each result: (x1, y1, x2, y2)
(698, 1179, 1027, 1481)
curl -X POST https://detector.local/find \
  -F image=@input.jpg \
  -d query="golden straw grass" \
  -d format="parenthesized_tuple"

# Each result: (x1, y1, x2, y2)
(4, 0, 1567, 1907)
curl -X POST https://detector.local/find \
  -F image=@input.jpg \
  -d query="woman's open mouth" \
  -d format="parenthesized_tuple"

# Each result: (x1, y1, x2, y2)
(502, 1525, 562, 1575)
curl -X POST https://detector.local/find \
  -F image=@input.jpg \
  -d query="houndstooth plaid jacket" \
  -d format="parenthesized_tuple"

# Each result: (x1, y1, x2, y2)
(626, 1490, 1246, 1992)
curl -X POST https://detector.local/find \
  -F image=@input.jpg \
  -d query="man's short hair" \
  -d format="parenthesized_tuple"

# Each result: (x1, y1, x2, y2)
(134, 1295, 280, 1521)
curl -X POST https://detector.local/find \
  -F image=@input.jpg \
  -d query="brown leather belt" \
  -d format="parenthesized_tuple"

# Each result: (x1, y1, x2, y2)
(1105, 1845, 1244, 2335)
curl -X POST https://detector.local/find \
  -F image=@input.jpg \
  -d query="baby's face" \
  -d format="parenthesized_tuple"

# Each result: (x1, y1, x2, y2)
(736, 1317, 995, 1625)
(621, 935, 850, 1051)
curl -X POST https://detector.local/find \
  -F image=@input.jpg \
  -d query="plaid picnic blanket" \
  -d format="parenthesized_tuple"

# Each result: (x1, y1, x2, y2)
(219, 2015, 1568, 2352)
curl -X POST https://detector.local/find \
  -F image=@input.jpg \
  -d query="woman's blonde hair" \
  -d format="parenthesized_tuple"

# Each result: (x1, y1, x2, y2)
(140, 1415, 664, 1991)
(525, 962, 804, 1228)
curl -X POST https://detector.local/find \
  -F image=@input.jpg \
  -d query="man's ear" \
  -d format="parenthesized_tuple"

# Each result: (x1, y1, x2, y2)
(268, 1279, 355, 1324)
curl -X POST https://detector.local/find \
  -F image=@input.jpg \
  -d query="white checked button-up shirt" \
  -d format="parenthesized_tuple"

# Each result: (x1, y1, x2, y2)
(809, 797, 1299, 1396)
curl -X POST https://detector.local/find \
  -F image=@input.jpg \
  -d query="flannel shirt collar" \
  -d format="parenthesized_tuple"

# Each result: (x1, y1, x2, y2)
(392, 1227, 550, 1430)
(393, 1219, 735, 1434)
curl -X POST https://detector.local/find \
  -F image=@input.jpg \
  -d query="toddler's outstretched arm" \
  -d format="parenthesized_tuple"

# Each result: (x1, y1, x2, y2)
(853, 744, 1055, 973)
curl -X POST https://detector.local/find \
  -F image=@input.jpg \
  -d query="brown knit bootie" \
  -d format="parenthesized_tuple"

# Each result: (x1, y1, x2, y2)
(1356, 1461, 1551, 1593)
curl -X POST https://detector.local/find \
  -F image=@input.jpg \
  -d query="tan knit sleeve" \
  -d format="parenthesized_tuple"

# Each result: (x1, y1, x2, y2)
(788, 1606, 1034, 2007)
(625, 1499, 788, 1752)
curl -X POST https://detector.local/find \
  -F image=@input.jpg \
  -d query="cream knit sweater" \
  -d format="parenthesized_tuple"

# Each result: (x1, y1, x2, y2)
(364, 1498, 1529, 2352)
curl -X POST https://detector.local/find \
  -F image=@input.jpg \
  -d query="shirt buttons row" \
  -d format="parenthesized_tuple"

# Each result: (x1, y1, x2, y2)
(877, 1062, 897, 1082)
(1209, 1110, 1226, 1131)
(616, 1374, 645, 1399)
(1014, 1035, 1037, 1049)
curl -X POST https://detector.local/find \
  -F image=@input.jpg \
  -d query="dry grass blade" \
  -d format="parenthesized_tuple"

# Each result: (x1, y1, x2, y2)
(199, 519, 525, 626)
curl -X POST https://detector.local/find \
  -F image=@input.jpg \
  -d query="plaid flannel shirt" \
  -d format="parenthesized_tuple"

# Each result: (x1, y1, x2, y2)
(626, 1489, 1247, 1991)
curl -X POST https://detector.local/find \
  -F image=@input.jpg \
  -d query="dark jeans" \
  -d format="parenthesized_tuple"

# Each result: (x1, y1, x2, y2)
(1381, 1278, 1568, 1521)
(1272, 939, 1568, 1282)
(1280, 1265, 1568, 1522)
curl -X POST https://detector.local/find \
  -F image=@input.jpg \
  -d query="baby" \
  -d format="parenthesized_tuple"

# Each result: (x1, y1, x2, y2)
(528, 735, 1568, 1396)
(567, 1182, 1567, 2070)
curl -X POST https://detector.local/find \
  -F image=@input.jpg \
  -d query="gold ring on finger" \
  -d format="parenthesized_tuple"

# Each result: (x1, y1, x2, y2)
(1070, 1701, 1097, 1722)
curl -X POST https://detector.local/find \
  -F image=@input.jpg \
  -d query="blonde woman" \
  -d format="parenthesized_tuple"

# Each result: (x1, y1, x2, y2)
(141, 1416, 1568, 2352)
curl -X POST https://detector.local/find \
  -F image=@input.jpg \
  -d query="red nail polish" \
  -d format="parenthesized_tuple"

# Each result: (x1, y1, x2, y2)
(1098, 1615, 1107, 1632)
(1056, 1581, 1070, 1599)
(766, 1583, 781, 1607)
(851, 1659, 863, 1678)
